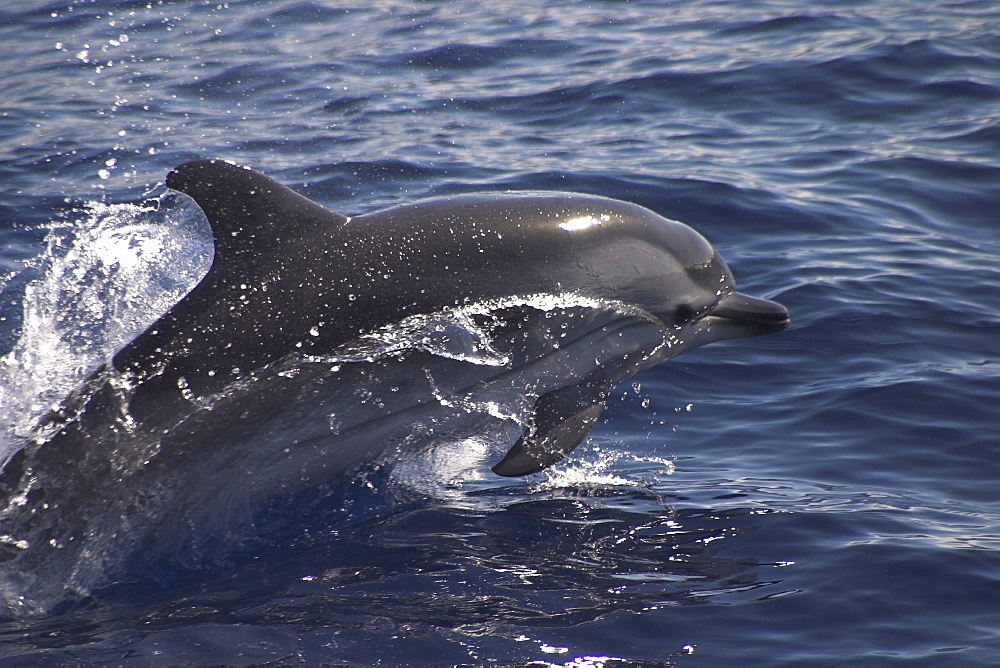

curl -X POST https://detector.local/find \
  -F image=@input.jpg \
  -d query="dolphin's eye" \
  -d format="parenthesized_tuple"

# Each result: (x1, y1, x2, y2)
(674, 303, 696, 324)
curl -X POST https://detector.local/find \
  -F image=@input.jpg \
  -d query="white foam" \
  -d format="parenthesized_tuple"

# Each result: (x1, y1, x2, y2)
(0, 193, 211, 458)
(531, 446, 676, 493)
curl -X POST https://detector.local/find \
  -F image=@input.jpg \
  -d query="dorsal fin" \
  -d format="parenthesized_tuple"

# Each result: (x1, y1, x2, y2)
(165, 159, 347, 264)
(112, 160, 348, 392)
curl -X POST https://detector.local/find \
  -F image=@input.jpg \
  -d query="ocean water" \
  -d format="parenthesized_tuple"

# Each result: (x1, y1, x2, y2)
(1, 0, 998, 664)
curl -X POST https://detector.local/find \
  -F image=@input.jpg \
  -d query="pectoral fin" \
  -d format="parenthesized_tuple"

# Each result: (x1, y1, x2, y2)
(491, 384, 607, 476)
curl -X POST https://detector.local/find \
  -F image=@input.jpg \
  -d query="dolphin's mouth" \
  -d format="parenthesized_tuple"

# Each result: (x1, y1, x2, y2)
(695, 291, 790, 341)
(710, 291, 789, 332)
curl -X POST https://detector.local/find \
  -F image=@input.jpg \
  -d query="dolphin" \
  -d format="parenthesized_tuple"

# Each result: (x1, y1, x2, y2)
(123, 159, 788, 473)
(0, 159, 787, 611)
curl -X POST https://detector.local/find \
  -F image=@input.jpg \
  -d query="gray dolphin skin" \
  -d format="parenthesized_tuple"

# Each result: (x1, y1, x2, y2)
(125, 159, 788, 474)
(0, 159, 788, 611)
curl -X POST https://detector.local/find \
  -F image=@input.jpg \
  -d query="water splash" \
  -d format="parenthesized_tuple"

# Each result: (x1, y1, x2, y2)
(311, 291, 662, 368)
(320, 309, 511, 366)
(533, 449, 676, 493)
(0, 192, 211, 456)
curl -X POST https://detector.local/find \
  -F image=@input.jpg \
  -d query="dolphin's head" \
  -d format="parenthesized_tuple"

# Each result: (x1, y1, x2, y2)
(603, 211, 789, 350)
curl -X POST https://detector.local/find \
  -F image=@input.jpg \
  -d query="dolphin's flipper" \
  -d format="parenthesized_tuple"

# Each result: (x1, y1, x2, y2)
(491, 383, 608, 476)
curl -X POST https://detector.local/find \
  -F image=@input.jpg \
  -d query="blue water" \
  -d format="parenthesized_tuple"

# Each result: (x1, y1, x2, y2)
(1, 0, 998, 664)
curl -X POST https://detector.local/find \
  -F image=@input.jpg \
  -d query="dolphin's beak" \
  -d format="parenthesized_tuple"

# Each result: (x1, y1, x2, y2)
(704, 291, 790, 337)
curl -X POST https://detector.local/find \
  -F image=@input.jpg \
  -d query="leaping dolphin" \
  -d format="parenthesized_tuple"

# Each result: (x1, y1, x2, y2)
(129, 159, 788, 474)
(0, 159, 788, 612)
